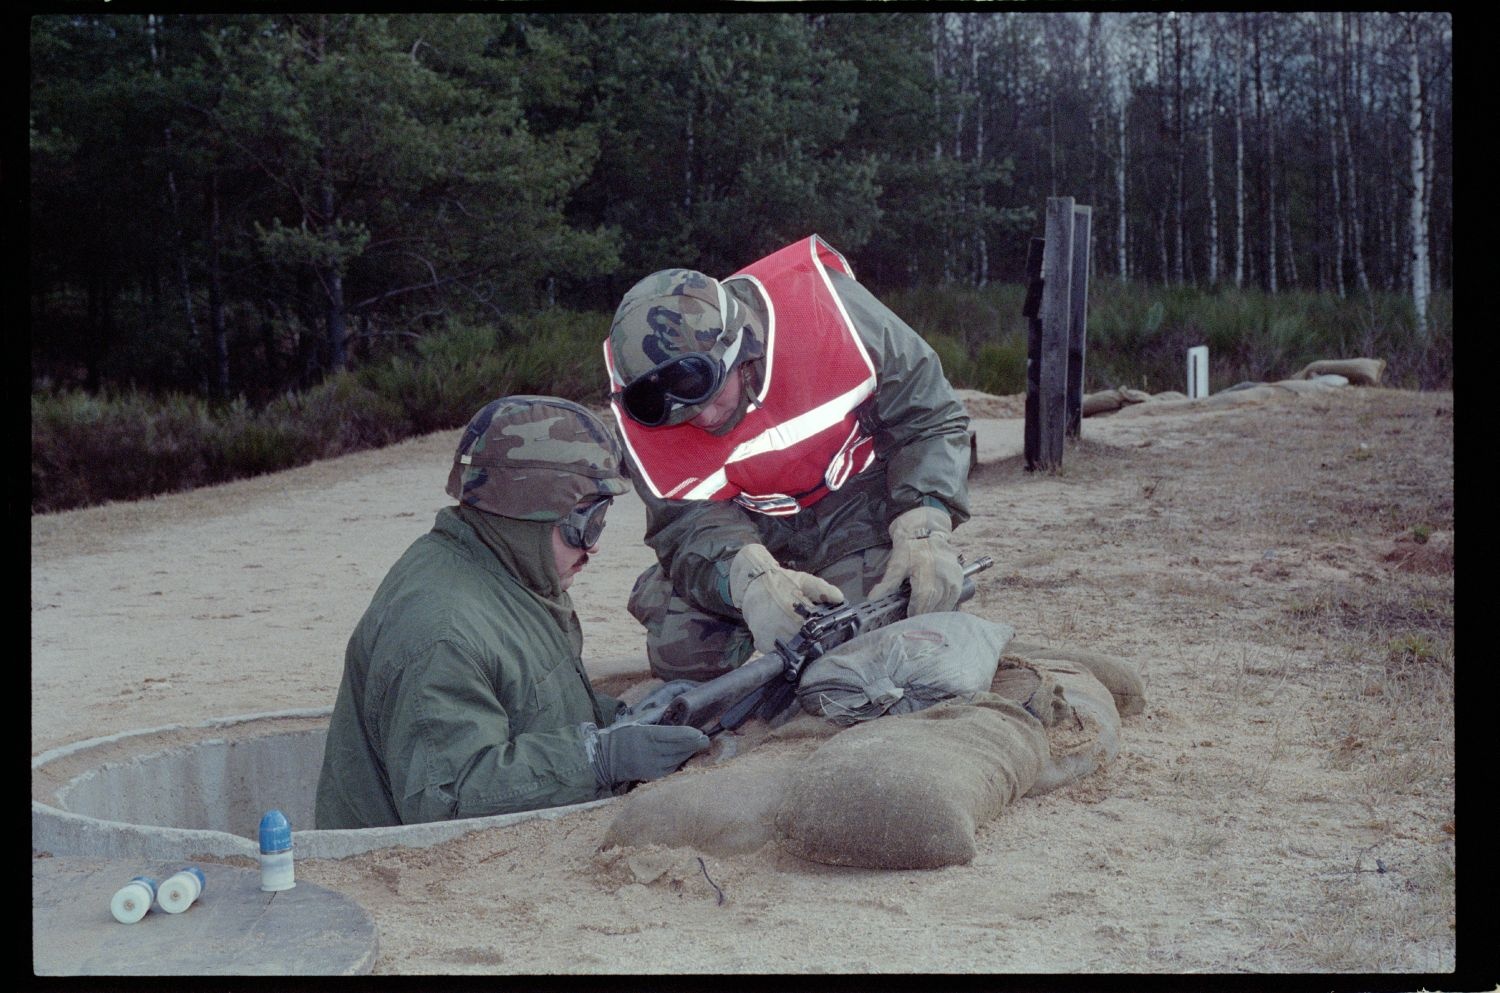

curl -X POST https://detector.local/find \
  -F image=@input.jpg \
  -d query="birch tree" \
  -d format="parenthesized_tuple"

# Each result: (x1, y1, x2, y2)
(1404, 12, 1430, 338)
(1252, 14, 1277, 292)
(1169, 11, 1187, 285)
(1097, 14, 1132, 280)
(1202, 13, 1221, 286)
(1314, 13, 1346, 295)
(1337, 12, 1371, 293)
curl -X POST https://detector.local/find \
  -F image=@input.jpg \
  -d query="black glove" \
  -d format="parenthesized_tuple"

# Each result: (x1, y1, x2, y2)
(580, 721, 710, 789)
(615, 679, 699, 726)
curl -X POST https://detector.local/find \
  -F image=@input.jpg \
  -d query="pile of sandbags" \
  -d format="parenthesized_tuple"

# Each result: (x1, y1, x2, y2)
(774, 692, 1048, 869)
(602, 623, 1146, 871)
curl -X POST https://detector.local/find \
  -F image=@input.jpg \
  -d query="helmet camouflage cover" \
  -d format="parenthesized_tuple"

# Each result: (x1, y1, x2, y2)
(606, 268, 763, 389)
(445, 395, 629, 520)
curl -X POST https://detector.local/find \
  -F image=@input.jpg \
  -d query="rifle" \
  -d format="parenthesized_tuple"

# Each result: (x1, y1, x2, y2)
(658, 556, 994, 735)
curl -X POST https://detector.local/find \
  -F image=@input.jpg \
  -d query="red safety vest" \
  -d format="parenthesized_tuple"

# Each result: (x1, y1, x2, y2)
(607, 236, 879, 515)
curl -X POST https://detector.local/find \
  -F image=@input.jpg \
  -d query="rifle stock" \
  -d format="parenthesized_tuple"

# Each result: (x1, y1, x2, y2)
(659, 555, 993, 734)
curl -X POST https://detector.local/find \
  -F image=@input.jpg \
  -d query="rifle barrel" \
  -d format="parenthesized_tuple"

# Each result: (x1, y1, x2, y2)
(658, 652, 784, 731)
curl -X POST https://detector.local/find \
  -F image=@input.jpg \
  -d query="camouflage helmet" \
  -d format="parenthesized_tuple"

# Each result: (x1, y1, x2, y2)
(605, 269, 764, 392)
(445, 396, 629, 521)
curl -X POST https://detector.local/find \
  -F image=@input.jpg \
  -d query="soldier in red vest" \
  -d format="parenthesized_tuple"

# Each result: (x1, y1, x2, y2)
(604, 236, 973, 682)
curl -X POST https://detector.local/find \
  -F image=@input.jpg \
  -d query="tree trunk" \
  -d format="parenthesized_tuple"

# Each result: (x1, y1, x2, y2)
(321, 181, 348, 372)
(148, 13, 206, 393)
(1171, 12, 1186, 285)
(1116, 83, 1128, 281)
(209, 170, 229, 397)
(1339, 12, 1371, 293)
(1156, 208, 1169, 283)
(971, 17, 989, 286)
(1254, 18, 1277, 292)
(1204, 23, 1220, 287)
(1318, 14, 1345, 297)
(1407, 17, 1429, 338)
(1388, 119, 1404, 293)
(1282, 194, 1298, 287)
(1233, 15, 1246, 289)
(932, 14, 953, 283)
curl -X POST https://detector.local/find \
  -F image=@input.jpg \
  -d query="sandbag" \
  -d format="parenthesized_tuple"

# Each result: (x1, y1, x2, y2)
(990, 658, 1072, 727)
(1292, 357, 1386, 385)
(601, 714, 838, 856)
(602, 743, 808, 857)
(1009, 658, 1121, 795)
(796, 612, 1013, 725)
(774, 693, 1048, 869)
(1006, 640, 1146, 716)
(1082, 386, 1153, 417)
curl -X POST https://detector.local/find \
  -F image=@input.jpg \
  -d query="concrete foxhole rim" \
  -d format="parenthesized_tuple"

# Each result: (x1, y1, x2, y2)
(31, 707, 617, 862)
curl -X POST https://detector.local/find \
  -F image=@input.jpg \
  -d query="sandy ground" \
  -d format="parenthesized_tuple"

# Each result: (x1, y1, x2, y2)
(31, 386, 1461, 980)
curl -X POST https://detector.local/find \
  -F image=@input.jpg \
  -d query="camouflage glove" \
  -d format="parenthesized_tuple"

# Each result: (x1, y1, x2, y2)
(580, 721, 710, 789)
(615, 680, 700, 725)
(869, 506, 963, 614)
(729, 543, 845, 654)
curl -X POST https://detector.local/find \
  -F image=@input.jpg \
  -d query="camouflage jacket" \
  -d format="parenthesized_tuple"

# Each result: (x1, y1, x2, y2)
(630, 268, 972, 617)
(314, 507, 622, 829)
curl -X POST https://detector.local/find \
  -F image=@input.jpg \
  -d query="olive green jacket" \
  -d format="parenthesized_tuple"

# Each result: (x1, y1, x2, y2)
(314, 508, 622, 829)
(630, 268, 973, 617)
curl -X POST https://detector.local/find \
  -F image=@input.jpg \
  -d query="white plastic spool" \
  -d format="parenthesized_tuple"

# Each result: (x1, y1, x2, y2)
(109, 876, 157, 924)
(157, 866, 205, 913)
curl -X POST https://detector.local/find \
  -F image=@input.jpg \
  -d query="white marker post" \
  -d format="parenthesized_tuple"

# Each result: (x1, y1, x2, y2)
(1186, 345, 1209, 399)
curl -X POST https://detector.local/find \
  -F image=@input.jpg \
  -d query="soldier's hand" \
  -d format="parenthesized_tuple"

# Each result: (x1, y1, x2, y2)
(869, 505, 963, 614)
(615, 679, 699, 725)
(728, 543, 844, 654)
(582, 721, 710, 789)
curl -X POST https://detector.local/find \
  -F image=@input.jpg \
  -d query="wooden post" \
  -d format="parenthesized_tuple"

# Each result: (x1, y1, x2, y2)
(1066, 205, 1092, 438)
(1022, 238, 1046, 471)
(1025, 198, 1093, 470)
(1029, 197, 1075, 470)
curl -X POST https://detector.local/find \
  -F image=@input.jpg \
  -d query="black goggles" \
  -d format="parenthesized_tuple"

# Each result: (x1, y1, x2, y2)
(559, 496, 611, 550)
(619, 353, 725, 427)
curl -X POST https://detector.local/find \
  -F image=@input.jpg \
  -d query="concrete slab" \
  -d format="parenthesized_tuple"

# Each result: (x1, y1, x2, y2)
(33, 857, 377, 976)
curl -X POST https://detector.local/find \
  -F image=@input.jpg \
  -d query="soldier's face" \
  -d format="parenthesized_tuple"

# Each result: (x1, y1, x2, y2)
(551, 524, 595, 591)
(688, 367, 743, 432)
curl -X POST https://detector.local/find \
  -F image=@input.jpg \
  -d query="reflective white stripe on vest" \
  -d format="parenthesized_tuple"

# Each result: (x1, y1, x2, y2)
(824, 421, 872, 491)
(733, 492, 803, 515)
(674, 377, 875, 501)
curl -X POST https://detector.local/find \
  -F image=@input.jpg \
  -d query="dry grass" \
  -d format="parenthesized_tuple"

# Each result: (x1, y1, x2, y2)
(1042, 388, 1456, 973)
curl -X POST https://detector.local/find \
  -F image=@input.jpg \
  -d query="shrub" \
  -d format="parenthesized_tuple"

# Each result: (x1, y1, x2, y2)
(923, 332, 975, 387)
(358, 323, 513, 434)
(497, 308, 613, 405)
(31, 389, 217, 513)
(975, 340, 1028, 395)
(30, 285, 1452, 513)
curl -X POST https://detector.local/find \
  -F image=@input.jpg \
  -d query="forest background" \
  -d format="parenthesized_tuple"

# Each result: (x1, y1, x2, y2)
(28, 10, 1453, 513)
